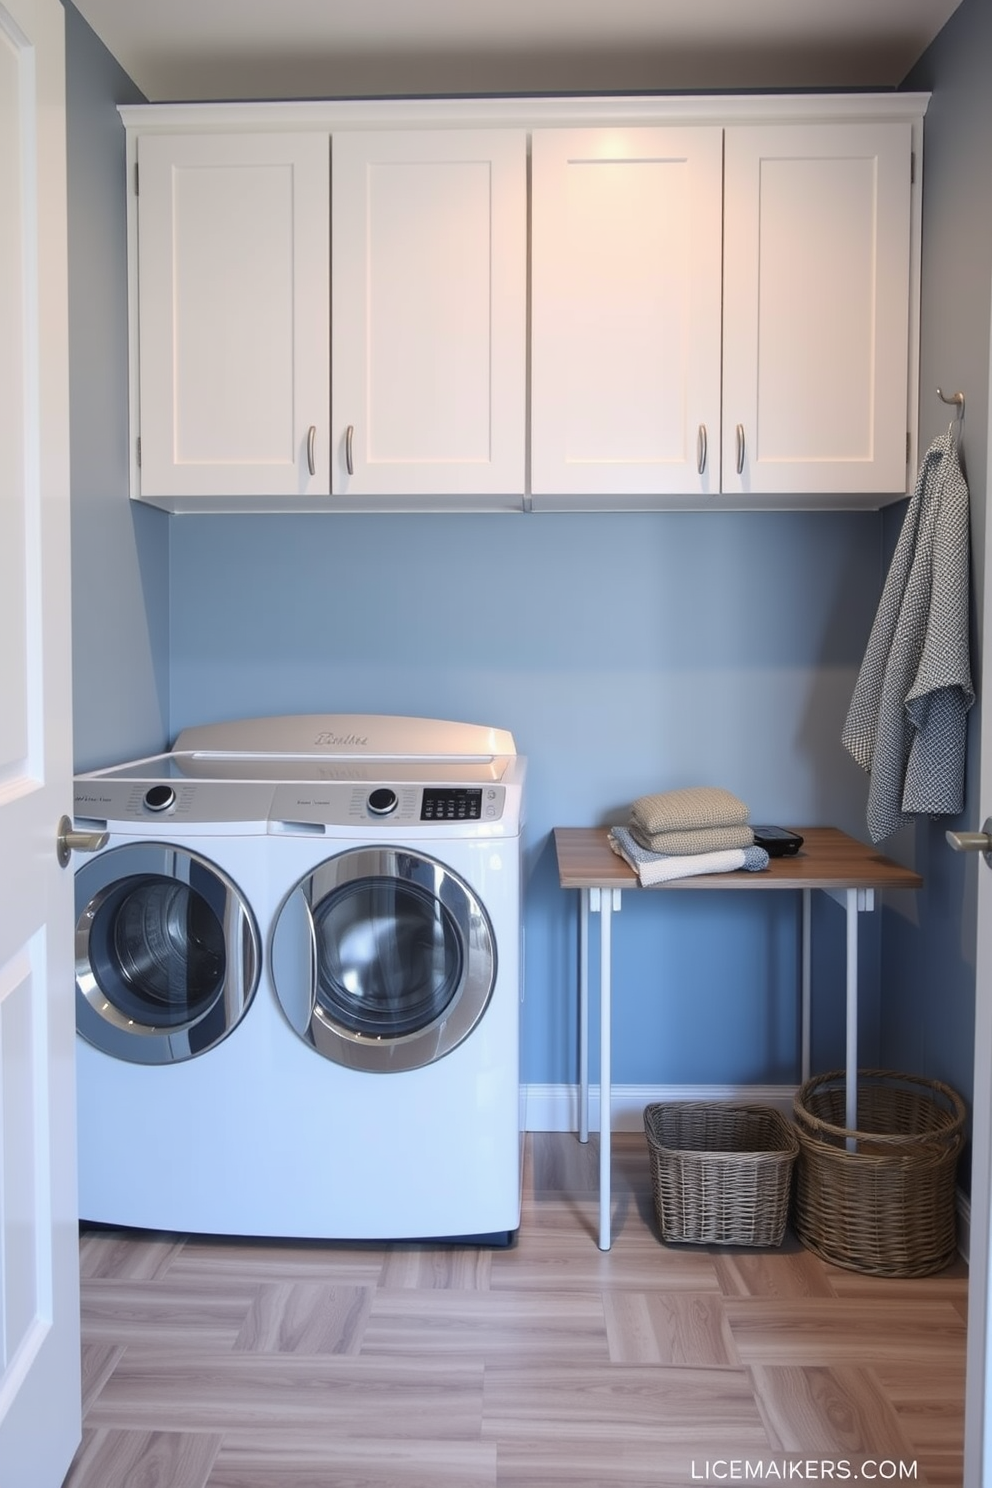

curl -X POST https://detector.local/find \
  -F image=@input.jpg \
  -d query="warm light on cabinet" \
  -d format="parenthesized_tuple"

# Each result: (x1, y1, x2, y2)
(120, 93, 926, 514)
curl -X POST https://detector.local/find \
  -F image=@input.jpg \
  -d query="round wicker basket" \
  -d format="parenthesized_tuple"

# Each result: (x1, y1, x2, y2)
(792, 1068, 965, 1277)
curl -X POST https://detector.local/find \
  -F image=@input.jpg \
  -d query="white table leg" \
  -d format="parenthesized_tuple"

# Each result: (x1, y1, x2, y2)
(598, 888, 613, 1250)
(845, 886, 859, 1136)
(821, 887, 873, 1149)
(592, 887, 622, 1251)
(801, 888, 812, 1082)
(578, 889, 589, 1144)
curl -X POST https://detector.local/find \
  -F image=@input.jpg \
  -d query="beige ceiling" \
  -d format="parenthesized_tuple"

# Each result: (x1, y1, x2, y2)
(70, 0, 963, 103)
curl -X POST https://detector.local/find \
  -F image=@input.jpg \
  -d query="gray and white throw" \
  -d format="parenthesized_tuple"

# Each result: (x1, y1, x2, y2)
(842, 431, 974, 843)
(608, 826, 769, 886)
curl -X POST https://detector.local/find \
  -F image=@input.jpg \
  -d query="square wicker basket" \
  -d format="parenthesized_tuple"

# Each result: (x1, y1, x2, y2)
(643, 1101, 799, 1247)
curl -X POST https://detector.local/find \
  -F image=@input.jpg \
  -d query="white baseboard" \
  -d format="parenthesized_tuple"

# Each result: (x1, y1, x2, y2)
(521, 1082, 799, 1132)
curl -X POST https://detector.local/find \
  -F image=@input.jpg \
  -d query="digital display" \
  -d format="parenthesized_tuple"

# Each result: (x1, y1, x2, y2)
(420, 788, 483, 821)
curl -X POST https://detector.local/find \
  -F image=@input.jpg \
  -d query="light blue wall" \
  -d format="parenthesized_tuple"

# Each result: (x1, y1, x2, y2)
(65, 2, 170, 771)
(880, 0, 992, 1126)
(168, 508, 883, 1085)
(67, 0, 990, 1101)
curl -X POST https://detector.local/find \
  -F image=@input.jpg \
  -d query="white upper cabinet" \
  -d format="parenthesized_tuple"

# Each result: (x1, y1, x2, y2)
(121, 95, 926, 513)
(531, 115, 917, 509)
(531, 128, 723, 500)
(331, 130, 526, 504)
(722, 122, 913, 500)
(134, 132, 330, 504)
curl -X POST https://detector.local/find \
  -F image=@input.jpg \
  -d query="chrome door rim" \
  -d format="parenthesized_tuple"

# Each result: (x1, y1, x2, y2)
(271, 846, 496, 1072)
(75, 842, 260, 1065)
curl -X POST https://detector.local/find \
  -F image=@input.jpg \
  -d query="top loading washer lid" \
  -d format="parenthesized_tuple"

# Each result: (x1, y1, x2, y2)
(74, 716, 524, 830)
(170, 714, 517, 763)
(156, 761, 511, 785)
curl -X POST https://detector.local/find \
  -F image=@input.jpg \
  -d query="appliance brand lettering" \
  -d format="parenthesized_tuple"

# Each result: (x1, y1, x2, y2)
(313, 732, 369, 748)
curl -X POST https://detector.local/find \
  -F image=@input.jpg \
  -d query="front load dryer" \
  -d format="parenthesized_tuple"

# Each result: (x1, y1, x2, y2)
(72, 715, 525, 1242)
(72, 763, 273, 1232)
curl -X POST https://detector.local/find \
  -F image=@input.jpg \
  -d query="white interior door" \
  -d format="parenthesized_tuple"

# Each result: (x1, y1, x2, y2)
(963, 374, 992, 1479)
(0, 1, 80, 1484)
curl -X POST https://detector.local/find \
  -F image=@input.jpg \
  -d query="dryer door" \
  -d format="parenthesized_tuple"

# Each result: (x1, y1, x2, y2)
(271, 846, 496, 1072)
(75, 843, 260, 1064)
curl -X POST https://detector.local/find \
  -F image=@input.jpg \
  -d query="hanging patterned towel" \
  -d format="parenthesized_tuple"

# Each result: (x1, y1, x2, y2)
(842, 431, 975, 843)
(608, 826, 769, 886)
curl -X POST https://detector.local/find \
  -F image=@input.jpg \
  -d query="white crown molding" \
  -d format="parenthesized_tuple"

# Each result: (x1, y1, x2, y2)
(119, 91, 931, 136)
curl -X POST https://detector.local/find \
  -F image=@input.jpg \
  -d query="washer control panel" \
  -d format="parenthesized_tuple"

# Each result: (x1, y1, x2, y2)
(420, 787, 483, 821)
(269, 781, 507, 829)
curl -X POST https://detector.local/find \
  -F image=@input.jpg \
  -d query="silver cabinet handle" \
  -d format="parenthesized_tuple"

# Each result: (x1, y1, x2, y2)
(345, 424, 354, 477)
(306, 425, 316, 477)
(736, 423, 746, 476)
(56, 814, 108, 869)
(697, 424, 707, 476)
(947, 819, 992, 866)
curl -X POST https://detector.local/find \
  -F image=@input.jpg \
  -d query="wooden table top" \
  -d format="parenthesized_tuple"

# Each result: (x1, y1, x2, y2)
(553, 826, 923, 893)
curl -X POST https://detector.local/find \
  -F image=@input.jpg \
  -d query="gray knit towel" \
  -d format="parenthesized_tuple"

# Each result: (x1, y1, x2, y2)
(629, 822, 755, 856)
(630, 785, 750, 837)
(609, 827, 769, 886)
(842, 430, 975, 843)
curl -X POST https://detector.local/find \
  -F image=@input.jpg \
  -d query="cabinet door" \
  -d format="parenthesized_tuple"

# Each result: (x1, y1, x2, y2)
(723, 123, 913, 498)
(331, 130, 526, 503)
(530, 128, 723, 503)
(135, 133, 330, 502)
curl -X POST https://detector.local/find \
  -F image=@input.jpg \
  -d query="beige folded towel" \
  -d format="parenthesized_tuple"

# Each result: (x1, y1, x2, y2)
(631, 785, 750, 837)
(629, 822, 755, 856)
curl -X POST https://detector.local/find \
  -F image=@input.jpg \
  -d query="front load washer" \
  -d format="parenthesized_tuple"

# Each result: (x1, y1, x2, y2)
(72, 715, 525, 1242)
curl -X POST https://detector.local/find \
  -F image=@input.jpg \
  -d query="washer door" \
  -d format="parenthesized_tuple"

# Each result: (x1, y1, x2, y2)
(271, 847, 496, 1072)
(75, 843, 260, 1065)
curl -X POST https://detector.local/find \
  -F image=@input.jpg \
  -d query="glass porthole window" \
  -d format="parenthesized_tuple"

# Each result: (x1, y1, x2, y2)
(75, 844, 260, 1065)
(272, 847, 496, 1072)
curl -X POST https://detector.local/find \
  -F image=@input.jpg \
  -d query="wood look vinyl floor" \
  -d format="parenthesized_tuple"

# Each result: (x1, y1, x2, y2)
(64, 1134, 967, 1488)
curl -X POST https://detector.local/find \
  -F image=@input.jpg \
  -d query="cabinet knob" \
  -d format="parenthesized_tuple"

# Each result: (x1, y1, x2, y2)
(306, 425, 316, 477)
(697, 424, 707, 476)
(345, 424, 355, 477)
(736, 424, 746, 476)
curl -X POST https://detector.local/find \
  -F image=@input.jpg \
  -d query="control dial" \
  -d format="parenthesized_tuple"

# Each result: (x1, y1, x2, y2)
(143, 784, 176, 813)
(367, 787, 398, 817)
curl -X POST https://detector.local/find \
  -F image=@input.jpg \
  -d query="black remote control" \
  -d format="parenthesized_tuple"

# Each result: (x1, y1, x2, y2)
(751, 826, 804, 856)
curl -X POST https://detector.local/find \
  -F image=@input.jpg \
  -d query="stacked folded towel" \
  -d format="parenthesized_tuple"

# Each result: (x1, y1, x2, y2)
(611, 786, 768, 886)
(608, 827, 769, 886)
(629, 785, 754, 855)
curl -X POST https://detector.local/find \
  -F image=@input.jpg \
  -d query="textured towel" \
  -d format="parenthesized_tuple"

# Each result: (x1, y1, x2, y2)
(629, 822, 755, 856)
(609, 827, 770, 886)
(842, 431, 974, 843)
(631, 786, 750, 837)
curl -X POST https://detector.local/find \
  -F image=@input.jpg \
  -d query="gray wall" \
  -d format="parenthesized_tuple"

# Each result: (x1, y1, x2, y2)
(878, 0, 992, 1130)
(65, 1, 170, 770)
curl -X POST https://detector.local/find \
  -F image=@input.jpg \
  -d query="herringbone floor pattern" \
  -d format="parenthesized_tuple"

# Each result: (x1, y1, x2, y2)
(63, 1133, 967, 1487)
